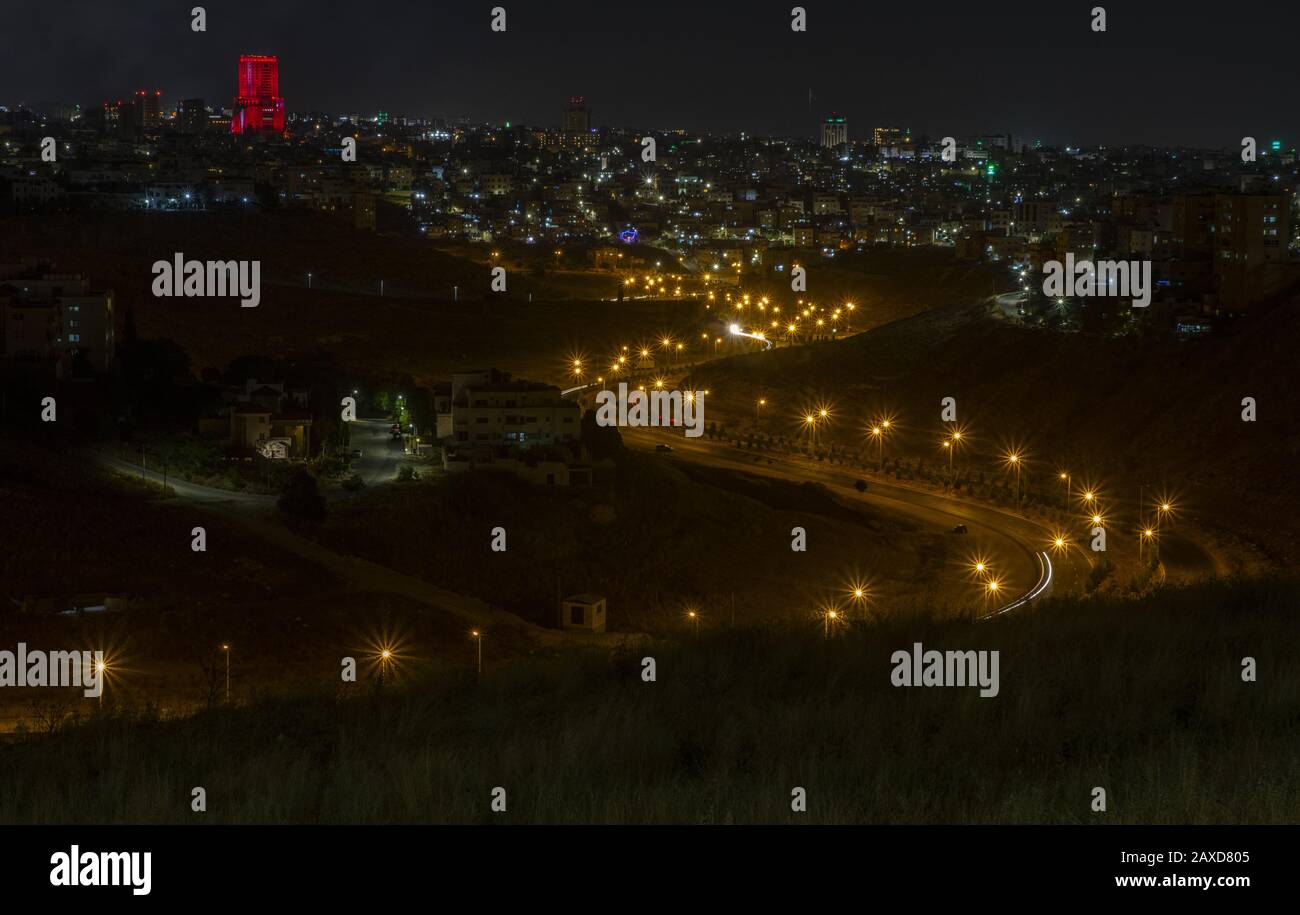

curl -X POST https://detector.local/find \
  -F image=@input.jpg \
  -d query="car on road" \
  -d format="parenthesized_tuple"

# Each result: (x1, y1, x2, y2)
(655, 443, 674, 453)
(351, 448, 364, 458)
(951, 524, 968, 534)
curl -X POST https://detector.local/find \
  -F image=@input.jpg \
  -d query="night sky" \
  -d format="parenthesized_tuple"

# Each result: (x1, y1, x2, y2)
(7, 0, 1297, 147)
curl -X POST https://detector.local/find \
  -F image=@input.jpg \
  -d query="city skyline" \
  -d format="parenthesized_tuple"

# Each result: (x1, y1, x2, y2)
(6, 0, 1299, 146)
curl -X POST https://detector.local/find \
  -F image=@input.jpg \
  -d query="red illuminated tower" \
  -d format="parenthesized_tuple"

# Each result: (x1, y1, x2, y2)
(231, 54, 285, 134)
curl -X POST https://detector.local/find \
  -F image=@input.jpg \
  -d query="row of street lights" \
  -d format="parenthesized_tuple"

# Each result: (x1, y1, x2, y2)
(684, 577, 873, 641)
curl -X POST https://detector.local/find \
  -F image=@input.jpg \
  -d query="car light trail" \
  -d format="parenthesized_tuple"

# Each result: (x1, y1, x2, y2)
(727, 324, 774, 349)
(980, 551, 1052, 620)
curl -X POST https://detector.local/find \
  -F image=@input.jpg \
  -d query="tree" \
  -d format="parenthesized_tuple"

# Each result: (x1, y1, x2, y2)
(277, 467, 327, 522)
(580, 408, 624, 460)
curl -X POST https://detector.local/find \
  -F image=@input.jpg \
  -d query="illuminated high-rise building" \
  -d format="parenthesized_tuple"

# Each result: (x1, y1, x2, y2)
(820, 113, 847, 148)
(231, 54, 285, 135)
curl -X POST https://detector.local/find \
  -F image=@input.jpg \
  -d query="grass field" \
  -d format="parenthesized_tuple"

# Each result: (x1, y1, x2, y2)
(314, 450, 948, 631)
(0, 575, 1294, 824)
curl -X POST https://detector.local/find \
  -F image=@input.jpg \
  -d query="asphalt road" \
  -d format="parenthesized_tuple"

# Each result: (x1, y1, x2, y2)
(97, 453, 275, 507)
(93, 447, 563, 644)
(623, 427, 1095, 614)
(348, 418, 407, 486)
(98, 420, 407, 498)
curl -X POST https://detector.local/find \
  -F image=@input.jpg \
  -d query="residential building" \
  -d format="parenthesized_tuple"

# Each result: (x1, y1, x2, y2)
(446, 369, 580, 447)
(0, 260, 114, 372)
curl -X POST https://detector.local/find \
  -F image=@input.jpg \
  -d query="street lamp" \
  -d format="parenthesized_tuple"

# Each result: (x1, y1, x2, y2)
(803, 413, 818, 448)
(1140, 527, 1157, 563)
(1156, 499, 1175, 532)
(981, 578, 1003, 619)
(221, 644, 230, 702)
(1005, 451, 1023, 512)
(375, 647, 396, 685)
(471, 630, 482, 677)
(943, 429, 964, 481)
(816, 407, 831, 448)
(984, 578, 1002, 610)
(846, 578, 870, 615)
(1059, 470, 1071, 512)
(94, 656, 109, 706)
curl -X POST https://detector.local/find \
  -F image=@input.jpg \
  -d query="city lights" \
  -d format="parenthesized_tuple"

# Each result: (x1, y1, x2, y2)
(5, 9, 1284, 850)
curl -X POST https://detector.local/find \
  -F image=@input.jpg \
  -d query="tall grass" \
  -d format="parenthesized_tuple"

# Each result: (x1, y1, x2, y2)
(1, 577, 1295, 824)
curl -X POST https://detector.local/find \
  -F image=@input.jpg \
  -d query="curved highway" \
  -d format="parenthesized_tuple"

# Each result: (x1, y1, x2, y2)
(622, 427, 1094, 616)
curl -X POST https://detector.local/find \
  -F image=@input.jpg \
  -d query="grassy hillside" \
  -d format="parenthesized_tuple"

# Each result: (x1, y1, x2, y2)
(313, 452, 944, 631)
(0, 441, 332, 602)
(692, 300, 1300, 562)
(722, 247, 1008, 332)
(0, 211, 697, 384)
(0, 441, 510, 726)
(1, 575, 1294, 824)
